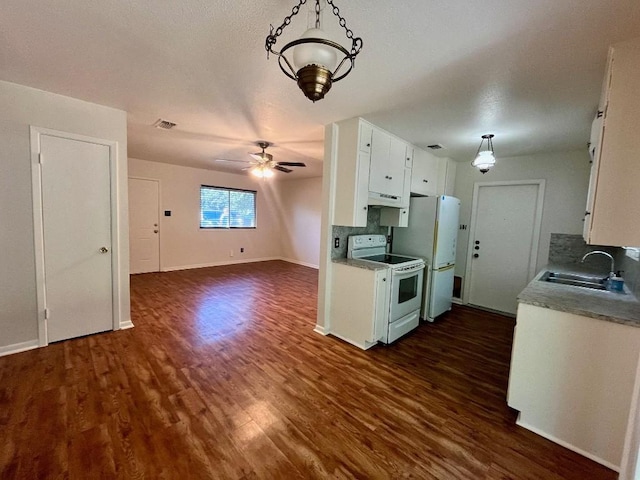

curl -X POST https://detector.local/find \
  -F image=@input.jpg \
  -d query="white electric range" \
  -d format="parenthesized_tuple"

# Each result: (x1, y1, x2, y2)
(347, 235, 425, 344)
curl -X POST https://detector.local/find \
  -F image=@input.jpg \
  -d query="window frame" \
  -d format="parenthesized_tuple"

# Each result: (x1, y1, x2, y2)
(200, 185, 257, 230)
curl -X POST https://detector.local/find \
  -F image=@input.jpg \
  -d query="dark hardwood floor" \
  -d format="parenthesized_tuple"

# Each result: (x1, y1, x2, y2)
(0, 260, 616, 479)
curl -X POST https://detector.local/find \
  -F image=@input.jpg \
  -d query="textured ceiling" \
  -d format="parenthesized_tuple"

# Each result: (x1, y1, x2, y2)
(2, 0, 640, 179)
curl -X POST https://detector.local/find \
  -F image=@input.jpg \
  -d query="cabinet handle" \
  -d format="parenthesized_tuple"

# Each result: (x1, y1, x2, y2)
(423, 179, 428, 183)
(402, 210, 407, 214)
(382, 278, 386, 281)
(597, 110, 603, 118)
(363, 206, 367, 210)
(366, 143, 371, 147)
(585, 211, 591, 216)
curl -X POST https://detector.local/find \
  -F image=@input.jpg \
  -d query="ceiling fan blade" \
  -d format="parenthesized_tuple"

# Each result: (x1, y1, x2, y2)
(215, 158, 251, 164)
(276, 162, 306, 167)
(274, 165, 293, 173)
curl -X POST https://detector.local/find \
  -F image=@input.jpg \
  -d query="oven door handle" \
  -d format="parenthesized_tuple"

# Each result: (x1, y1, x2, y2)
(392, 264, 425, 276)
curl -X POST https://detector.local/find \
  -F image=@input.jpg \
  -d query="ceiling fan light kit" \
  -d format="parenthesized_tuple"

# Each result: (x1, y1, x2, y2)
(471, 134, 496, 174)
(265, 0, 363, 102)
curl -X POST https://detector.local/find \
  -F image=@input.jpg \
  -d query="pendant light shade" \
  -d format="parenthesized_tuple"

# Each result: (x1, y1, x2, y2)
(265, 0, 363, 102)
(472, 134, 496, 174)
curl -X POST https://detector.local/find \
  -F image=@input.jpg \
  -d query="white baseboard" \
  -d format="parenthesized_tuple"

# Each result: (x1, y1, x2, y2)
(516, 418, 619, 472)
(451, 297, 463, 305)
(281, 258, 319, 269)
(0, 339, 39, 358)
(313, 324, 328, 335)
(162, 257, 281, 272)
(119, 320, 135, 330)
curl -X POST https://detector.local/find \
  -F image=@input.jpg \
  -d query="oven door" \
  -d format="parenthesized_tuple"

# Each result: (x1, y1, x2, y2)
(389, 264, 424, 322)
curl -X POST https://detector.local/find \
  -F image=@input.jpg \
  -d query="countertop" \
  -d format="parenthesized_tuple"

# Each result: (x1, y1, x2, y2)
(518, 264, 640, 327)
(332, 257, 388, 271)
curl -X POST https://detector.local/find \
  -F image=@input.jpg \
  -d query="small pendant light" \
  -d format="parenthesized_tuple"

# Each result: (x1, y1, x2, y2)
(471, 134, 496, 174)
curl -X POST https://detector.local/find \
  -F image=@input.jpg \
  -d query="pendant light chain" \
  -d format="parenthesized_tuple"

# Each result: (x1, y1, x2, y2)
(326, 0, 363, 56)
(266, 0, 362, 58)
(266, 0, 308, 57)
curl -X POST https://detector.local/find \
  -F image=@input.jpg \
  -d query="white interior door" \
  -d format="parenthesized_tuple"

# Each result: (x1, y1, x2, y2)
(128, 178, 160, 274)
(466, 182, 544, 315)
(40, 134, 114, 342)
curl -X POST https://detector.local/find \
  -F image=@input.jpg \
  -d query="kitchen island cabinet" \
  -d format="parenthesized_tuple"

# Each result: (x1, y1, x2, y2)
(584, 36, 640, 246)
(508, 266, 640, 470)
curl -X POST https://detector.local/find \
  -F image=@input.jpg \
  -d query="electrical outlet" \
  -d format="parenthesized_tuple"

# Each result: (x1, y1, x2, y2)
(240, 247, 244, 253)
(229, 249, 234, 257)
(334, 237, 340, 248)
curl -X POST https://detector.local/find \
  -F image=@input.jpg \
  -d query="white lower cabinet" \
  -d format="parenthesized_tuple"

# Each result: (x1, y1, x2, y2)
(329, 263, 390, 350)
(508, 303, 640, 469)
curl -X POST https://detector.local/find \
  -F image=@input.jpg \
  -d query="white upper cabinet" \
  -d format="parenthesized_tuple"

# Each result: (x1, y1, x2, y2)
(411, 148, 443, 196)
(584, 37, 640, 246)
(330, 117, 415, 227)
(368, 128, 406, 201)
(331, 118, 371, 227)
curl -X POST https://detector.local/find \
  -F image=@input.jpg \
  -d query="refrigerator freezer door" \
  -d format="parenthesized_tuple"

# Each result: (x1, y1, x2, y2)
(433, 196, 460, 269)
(428, 265, 455, 321)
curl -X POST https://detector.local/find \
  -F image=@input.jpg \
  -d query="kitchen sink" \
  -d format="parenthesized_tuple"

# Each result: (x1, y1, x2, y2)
(539, 271, 614, 291)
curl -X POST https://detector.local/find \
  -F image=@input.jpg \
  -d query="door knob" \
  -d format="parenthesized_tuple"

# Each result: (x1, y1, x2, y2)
(473, 253, 479, 258)
(99, 247, 109, 253)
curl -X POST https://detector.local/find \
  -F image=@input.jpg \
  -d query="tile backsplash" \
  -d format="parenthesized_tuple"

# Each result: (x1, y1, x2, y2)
(549, 233, 640, 297)
(331, 207, 388, 259)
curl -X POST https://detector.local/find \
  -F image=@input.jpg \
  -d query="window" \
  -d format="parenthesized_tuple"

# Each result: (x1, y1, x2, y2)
(200, 186, 256, 229)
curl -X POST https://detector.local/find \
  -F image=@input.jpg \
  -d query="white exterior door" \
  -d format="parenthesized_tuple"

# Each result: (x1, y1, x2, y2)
(128, 178, 160, 274)
(40, 134, 114, 342)
(466, 182, 544, 315)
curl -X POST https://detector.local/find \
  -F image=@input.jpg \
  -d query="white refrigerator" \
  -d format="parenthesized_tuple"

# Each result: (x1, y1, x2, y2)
(391, 196, 460, 321)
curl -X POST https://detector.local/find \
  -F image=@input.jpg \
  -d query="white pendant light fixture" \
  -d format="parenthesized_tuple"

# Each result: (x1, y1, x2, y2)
(471, 134, 496, 174)
(265, 0, 363, 102)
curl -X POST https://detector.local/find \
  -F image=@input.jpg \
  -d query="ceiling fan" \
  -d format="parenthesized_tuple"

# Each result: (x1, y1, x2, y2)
(215, 141, 306, 177)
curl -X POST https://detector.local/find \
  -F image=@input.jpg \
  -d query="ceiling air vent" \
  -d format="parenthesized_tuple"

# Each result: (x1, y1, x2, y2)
(427, 144, 445, 150)
(153, 119, 177, 130)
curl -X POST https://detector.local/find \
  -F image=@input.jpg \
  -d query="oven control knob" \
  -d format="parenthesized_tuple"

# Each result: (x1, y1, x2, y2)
(473, 253, 479, 258)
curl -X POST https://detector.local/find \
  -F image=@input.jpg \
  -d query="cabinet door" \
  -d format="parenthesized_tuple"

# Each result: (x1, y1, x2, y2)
(411, 148, 441, 196)
(586, 39, 640, 246)
(405, 145, 414, 168)
(369, 128, 392, 195)
(354, 151, 370, 227)
(369, 130, 405, 198)
(372, 270, 390, 343)
(359, 122, 373, 153)
(387, 137, 408, 197)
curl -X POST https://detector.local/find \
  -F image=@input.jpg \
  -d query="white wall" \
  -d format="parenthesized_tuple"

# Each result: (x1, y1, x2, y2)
(454, 150, 591, 281)
(0, 80, 129, 351)
(128, 158, 286, 270)
(274, 177, 322, 268)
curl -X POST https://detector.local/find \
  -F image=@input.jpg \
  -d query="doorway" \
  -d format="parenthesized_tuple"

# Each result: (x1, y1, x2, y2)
(464, 180, 545, 315)
(128, 177, 160, 274)
(31, 127, 119, 344)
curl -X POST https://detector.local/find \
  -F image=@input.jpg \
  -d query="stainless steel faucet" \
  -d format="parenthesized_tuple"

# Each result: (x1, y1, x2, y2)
(581, 250, 616, 278)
